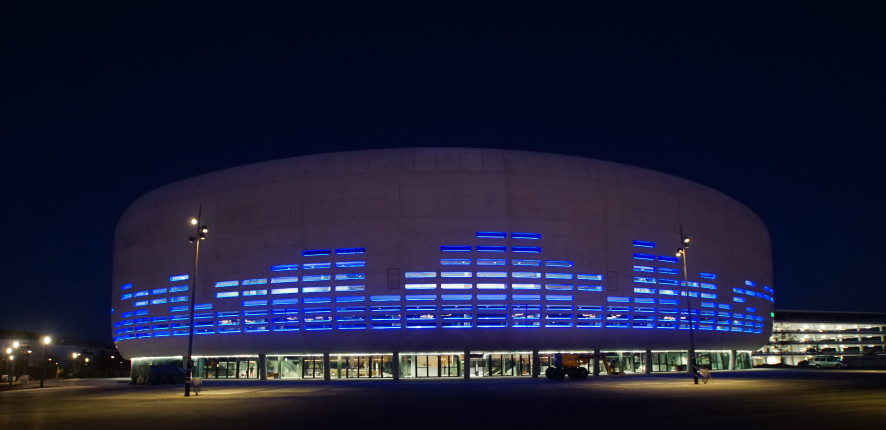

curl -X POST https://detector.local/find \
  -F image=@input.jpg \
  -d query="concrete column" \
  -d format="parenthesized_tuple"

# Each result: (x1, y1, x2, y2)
(392, 352, 400, 381)
(531, 350, 540, 378)
(728, 350, 737, 371)
(336, 355, 342, 379)
(323, 353, 331, 381)
(687, 349, 695, 374)
(258, 353, 268, 380)
(592, 349, 600, 376)
(644, 350, 652, 374)
(463, 350, 471, 379)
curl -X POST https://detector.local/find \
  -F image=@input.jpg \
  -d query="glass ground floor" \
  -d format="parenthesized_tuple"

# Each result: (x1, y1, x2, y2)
(129, 351, 752, 380)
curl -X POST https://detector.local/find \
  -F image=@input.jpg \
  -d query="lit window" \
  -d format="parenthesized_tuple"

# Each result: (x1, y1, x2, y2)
(745, 280, 755, 287)
(658, 279, 678, 285)
(633, 265, 654, 273)
(545, 273, 573, 280)
(271, 264, 299, 272)
(476, 231, 506, 239)
(335, 247, 365, 255)
(441, 283, 472, 289)
(242, 278, 267, 285)
(150, 298, 167, 305)
(304, 297, 331, 304)
(370, 295, 401, 302)
(512, 246, 541, 253)
(405, 284, 437, 290)
(478, 294, 507, 300)
(441, 294, 472, 301)
(700, 293, 716, 299)
(658, 268, 678, 275)
(545, 260, 573, 268)
(700, 272, 716, 279)
(658, 256, 678, 263)
(134, 290, 148, 297)
(303, 286, 331, 293)
(476, 259, 506, 266)
(270, 277, 298, 284)
(700, 283, 716, 290)
(134, 300, 148, 307)
(512, 272, 541, 278)
(303, 275, 331, 282)
(577, 274, 603, 281)
(215, 280, 239, 288)
(169, 285, 188, 292)
(546, 295, 573, 301)
(303, 263, 331, 270)
(633, 253, 655, 261)
(335, 296, 365, 303)
(632, 240, 655, 248)
(477, 283, 506, 289)
(512, 260, 541, 266)
(659, 289, 678, 296)
(121, 294, 132, 300)
(121, 283, 132, 291)
(477, 245, 507, 252)
(405, 272, 436, 278)
(335, 273, 364, 281)
(216, 291, 239, 298)
(545, 284, 573, 291)
(242, 300, 267, 307)
(442, 259, 472, 265)
(303, 249, 331, 257)
(733, 297, 745, 303)
(634, 277, 656, 284)
(607, 296, 630, 303)
(512, 283, 541, 290)
(170, 296, 188, 303)
(659, 299, 679, 305)
(336, 261, 365, 268)
(441, 271, 471, 278)
(169, 274, 188, 282)
(512, 294, 541, 301)
(477, 272, 506, 278)
(441, 246, 471, 252)
(634, 288, 656, 294)
(511, 232, 540, 240)
(577, 285, 603, 292)
(169, 305, 188, 312)
(336, 285, 364, 292)
(272, 298, 298, 305)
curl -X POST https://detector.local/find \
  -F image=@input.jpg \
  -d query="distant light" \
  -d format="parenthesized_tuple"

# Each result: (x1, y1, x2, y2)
(191, 218, 198, 225)
(201, 226, 208, 233)
(4, 348, 10, 354)
(43, 336, 51, 345)
(72, 352, 78, 359)
(684, 237, 690, 243)
(8, 355, 11, 360)
(12, 341, 19, 348)
(111, 355, 114, 359)
(85, 358, 89, 363)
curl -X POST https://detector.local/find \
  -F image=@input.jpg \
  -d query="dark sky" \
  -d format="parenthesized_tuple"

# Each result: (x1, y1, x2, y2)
(1, 2, 883, 341)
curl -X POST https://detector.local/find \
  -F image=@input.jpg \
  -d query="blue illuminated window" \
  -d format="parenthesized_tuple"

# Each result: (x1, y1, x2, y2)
(512, 246, 540, 253)
(546, 295, 573, 301)
(303, 275, 331, 282)
(577, 285, 603, 292)
(216, 291, 239, 298)
(134, 290, 148, 297)
(242, 300, 267, 307)
(733, 287, 745, 294)
(442, 259, 472, 265)
(478, 294, 507, 301)
(122, 294, 132, 300)
(371, 295, 401, 302)
(476, 259, 506, 266)
(405, 283, 437, 290)
(303, 286, 331, 293)
(681, 281, 700, 288)
(271, 264, 299, 272)
(700, 272, 716, 279)
(577, 274, 603, 281)
(303, 249, 331, 257)
(478, 272, 507, 278)
(304, 297, 331, 304)
(658, 268, 678, 275)
(335, 273, 365, 281)
(513, 294, 541, 301)
(244, 310, 268, 316)
(733, 297, 745, 303)
(169, 305, 188, 312)
(405, 272, 436, 278)
(545, 273, 573, 280)
(271, 287, 298, 295)
(543, 283, 574, 291)
(441, 246, 471, 252)
(700, 293, 716, 299)
(633, 240, 655, 248)
(243, 290, 267, 296)
(440, 283, 472, 289)
(512, 272, 541, 279)
(633, 253, 655, 261)
(513, 283, 541, 290)
(271, 308, 299, 315)
(763, 286, 773, 293)
(658, 279, 678, 286)
(134, 309, 148, 316)
(745, 290, 756, 297)
(634, 277, 656, 284)
(335, 296, 365, 303)
(335, 247, 365, 255)
(121, 283, 132, 291)
(303, 263, 331, 270)
(336, 261, 365, 268)
(121, 311, 133, 318)
(477, 283, 507, 290)
(746, 307, 756, 313)
(169, 285, 188, 293)
(512, 260, 541, 266)
(634, 288, 656, 294)
(700, 283, 716, 290)
(634, 265, 654, 273)
(745, 280, 755, 287)
(607, 296, 630, 303)
(406, 294, 436, 301)
(134, 300, 148, 307)
(477, 231, 506, 239)
(719, 304, 732, 310)
(215, 280, 239, 288)
(195, 303, 212, 310)
(659, 289, 678, 296)
(440, 294, 472, 301)
(169, 274, 189, 282)
(545, 261, 574, 268)
(658, 256, 679, 263)
(477, 245, 507, 252)
(511, 232, 540, 240)
(660, 299, 678, 305)
(441, 271, 471, 278)
(270, 277, 298, 284)
(444, 304, 473, 311)
(170, 296, 188, 303)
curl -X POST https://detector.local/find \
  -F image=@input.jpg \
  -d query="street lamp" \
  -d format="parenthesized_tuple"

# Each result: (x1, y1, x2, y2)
(676, 227, 698, 384)
(184, 207, 208, 397)
(40, 336, 51, 388)
(7, 342, 19, 386)
(5, 347, 11, 385)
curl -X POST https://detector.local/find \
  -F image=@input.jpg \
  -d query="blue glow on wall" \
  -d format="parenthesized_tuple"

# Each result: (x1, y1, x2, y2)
(335, 247, 365, 255)
(632, 240, 655, 248)
(303, 249, 331, 257)
(476, 231, 506, 239)
(441, 246, 471, 252)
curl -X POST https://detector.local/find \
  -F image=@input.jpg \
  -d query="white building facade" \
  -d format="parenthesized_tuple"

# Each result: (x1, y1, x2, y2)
(111, 148, 774, 379)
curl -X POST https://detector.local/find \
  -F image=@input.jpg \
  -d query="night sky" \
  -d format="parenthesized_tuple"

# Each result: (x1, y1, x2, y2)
(2, 2, 883, 341)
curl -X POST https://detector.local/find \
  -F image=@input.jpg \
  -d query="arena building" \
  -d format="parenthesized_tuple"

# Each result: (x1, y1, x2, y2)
(111, 148, 774, 380)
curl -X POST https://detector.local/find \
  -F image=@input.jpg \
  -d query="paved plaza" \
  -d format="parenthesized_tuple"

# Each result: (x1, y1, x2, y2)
(2, 370, 885, 430)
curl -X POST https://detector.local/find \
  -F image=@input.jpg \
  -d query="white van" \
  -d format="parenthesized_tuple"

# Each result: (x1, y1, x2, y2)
(808, 356, 848, 369)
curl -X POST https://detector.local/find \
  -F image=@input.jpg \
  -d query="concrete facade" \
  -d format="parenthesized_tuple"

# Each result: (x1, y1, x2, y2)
(111, 148, 774, 359)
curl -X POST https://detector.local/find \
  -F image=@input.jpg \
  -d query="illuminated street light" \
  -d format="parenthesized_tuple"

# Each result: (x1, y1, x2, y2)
(40, 336, 51, 388)
(676, 226, 698, 385)
(184, 207, 208, 397)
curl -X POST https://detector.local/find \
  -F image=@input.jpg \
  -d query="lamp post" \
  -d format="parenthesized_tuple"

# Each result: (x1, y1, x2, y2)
(184, 207, 208, 397)
(676, 227, 698, 385)
(40, 336, 51, 388)
(71, 352, 79, 378)
(7, 341, 19, 386)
